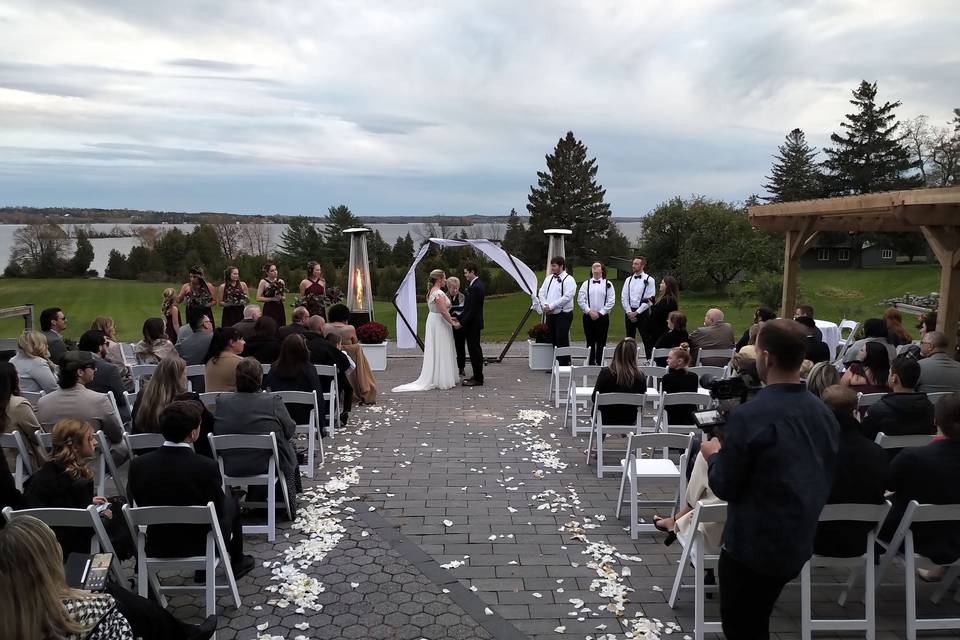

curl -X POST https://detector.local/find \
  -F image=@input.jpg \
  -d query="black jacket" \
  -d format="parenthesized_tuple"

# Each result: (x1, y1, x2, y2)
(591, 368, 646, 426)
(660, 368, 700, 426)
(128, 445, 227, 557)
(861, 392, 936, 443)
(648, 297, 678, 346)
(805, 338, 831, 364)
(266, 363, 323, 424)
(814, 417, 889, 558)
(24, 461, 95, 556)
(276, 323, 309, 342)
(242, 336, 281, 364)
(653, 329, 690, 366)
(881, 439, 960, 564)
(88, 355, 130, 422)
(459, 278, 485, 331)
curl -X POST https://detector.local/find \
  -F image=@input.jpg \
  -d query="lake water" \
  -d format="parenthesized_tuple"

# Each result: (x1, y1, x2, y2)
(0, 221, 646, 276)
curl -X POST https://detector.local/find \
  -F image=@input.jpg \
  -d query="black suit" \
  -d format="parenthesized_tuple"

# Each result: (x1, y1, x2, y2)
(276, 322, 308, 342)
(459, 277, 485, 383)
(89, 355, 130, 423)
(127, 445, 243, 560)
(304, 332, 353, 414)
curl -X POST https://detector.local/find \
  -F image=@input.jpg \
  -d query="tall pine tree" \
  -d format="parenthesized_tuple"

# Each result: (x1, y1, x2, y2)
(821, 80, 922, 195)
(762, 128, 823, 202)
(276, 217, 324, 266)
(525, 132, 615, 265)
(321, 204, 364, 265)
(501, 208, 526, 255)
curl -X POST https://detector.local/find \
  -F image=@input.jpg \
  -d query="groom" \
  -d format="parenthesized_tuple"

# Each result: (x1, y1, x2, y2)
(459, 261, 485, 387)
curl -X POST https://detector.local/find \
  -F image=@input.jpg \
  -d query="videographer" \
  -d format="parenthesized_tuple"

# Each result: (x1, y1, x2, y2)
(700, 319, 840, 639)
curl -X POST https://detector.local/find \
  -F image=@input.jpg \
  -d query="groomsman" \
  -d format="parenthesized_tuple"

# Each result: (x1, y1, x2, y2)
(621, 256, 657, 358)
(577, 261, 615, 365)
(537, 256, 576, 366)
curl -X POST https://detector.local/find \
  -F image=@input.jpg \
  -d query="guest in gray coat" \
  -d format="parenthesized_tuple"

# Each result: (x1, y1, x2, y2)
(212, 357, 298, 483)
(918, 330, 960, 393)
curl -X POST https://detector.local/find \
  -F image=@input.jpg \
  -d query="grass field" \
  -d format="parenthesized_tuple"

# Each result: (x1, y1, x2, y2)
(0, 265, 940, 343)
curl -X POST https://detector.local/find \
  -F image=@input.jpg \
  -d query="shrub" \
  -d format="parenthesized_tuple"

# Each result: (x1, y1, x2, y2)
(754, 273, 783, 312)
(357, 322, 388, 344)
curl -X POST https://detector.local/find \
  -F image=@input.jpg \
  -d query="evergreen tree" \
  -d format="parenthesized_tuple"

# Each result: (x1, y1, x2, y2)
(367, 230, 392, 268)
(821, 81, 922, 195)
(762, 129, 823, 202)
(391, 232, 415, 265)
(501, 208, 526, 256)
(68, 229, 95, 275)
(104, 249, 129, 279)
(321, 204, 364, 265)
(276, 217, 324, 266)
(525, 131, 614, 264)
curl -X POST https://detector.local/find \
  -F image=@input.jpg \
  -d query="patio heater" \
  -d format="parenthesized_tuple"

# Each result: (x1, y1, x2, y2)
(345, 228, 374, 326)
(544, 228, 572, 273)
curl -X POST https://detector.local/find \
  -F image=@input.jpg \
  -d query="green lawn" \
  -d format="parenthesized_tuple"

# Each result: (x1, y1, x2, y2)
(0, 265, 940, 343)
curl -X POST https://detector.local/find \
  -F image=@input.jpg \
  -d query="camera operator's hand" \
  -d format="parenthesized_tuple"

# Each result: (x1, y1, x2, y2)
(700, 436, 722, 459)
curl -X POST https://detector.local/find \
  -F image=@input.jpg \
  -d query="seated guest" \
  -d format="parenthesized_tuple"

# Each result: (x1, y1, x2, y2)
(794, 305, 823, 343)
(324, 303, 359, 344)
(1, 362, 46, 472)
(175, 308, 214, 365)
(795, 316, 831, 364)
(737, 323, 761, 360)
(884, 307, 913, 347)
(689, 308, 735, 366)
(241, 316, 280, 364)
(736, 307, 776, 351)
(844, 318, 898, 364)
(806, 361, 841, 398)
(12, 330, 59, 393)
(133, 317, 176, 364)
(661, 344, 700, 427)
(131, 356, 213, 457)
(918, 330, 960, 393)
(315, 314, 375, 406)
(127, 401, 254, 577)
(653, 311, 689, 367)
(233, 304, 262, 340)
(653, 437, 723, 557)
(212, 358, 298, 498)
(591, 338, 646, 427)
(304, 319, 353, 429)
(36, 351, 126, 464)
(265, 334, 323, 425)
(203, 327, 245, 393)
(23, 419, 111, 557)
(89, 316, 126, 369)
(812, 385, 889, 558)
(841, 341, 892, 395)
(861, 355, 935, 443)
(880, 393, 960, 568)
(78, 330, 130, 424)
(277, 306, 310, 342)
(39, 306, 68, 365)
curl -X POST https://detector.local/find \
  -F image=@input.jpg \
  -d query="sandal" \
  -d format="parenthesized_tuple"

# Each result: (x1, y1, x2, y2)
(653, 516, 673, 533)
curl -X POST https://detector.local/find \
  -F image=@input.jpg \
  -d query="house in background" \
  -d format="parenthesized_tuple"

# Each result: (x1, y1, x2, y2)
(800, 237, 933, 268)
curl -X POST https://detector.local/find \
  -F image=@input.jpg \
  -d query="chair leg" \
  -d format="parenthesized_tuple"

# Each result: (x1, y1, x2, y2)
(838, 565, 859, 606)
(267, 471, 276, 542)
(668, 534, 693, 608)
(629, 468, 638, 539)
(695, 541, 705, 640)
(800, 561, 812, 640)
(585, 426, 595, 465)
(562, 393, 570, 433)
(931, 564, 960, 604)
(615, 458, 628, 519)
(596, 431, 605, 479)
(905, 537, 917, 640)
(866, 543, 876, 640)
(205, 538, 217, 618)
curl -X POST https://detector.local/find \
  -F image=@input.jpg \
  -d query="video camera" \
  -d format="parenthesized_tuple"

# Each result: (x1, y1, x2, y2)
(692, 374, 762, 439)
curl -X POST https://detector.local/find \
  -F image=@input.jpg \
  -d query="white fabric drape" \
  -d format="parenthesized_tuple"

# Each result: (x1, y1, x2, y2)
(393, 238, 538, 349)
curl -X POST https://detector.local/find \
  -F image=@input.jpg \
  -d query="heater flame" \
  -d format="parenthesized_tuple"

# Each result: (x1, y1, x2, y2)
(355, 268, 364, 310)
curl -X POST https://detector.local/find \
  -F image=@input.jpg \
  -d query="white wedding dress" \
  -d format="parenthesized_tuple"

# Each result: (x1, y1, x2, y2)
(392, 289, 458, 392)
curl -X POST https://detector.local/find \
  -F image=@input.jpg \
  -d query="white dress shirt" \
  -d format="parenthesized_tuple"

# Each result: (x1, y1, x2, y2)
(537, 271, 576, 314)
(621, 272, 656, 314)
(577, 278, 615, 315)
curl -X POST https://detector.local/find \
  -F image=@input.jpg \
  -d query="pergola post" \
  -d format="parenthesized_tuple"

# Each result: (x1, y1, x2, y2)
(780, 220, 818, 318)
(921, 226, 960, 354)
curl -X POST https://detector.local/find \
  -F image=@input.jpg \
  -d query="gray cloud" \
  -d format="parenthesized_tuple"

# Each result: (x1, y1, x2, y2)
(166, 58, 254, 72)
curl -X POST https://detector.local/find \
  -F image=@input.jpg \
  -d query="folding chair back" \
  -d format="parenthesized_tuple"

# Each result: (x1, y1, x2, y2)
(94, 430, 124, 497)
(198, 391, 232, 413)
(696, 348, 734, 366)
(0, 431, 34, 490)
(618, 432, 695, 539)
(600, 345, 617, 366)
(271, 389, 324, 474)
(689, 366, 727, 382)
(34, 429, 53, 454)
(835, 319, 860, 361)
(314, 365, 339, 439)
(554, 346, 590, 362)
(20, 390, 44, 408)
(927, 392, 952, 405)
(587, 393, 648, 477)
(649, 347, 672, 364)
(874, 432, 936, 449)
(857, 392, 886, 411)
(122, 501, 241, 616)
(185, 364, 205, 392)
(639, 365, 667, 390)
(120, 342, 137, 366)
(130, 364, 157, 393)
(668, 500, 727, 640)
(657, 392, 713, 433)
(549, 346, 590, 407)
(123, 432, 166, 459)
(260, 363, 271, 375)
(564, 365, 604, 436)
(207, 432, 292, 542)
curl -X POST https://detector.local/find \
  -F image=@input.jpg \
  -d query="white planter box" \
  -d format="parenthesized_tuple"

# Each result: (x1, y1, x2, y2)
(528, 339, 554, 371)
(361, 341, 388, 371)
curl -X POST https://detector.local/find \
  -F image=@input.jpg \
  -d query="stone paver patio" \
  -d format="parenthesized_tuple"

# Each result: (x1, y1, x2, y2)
(163, 350, 960, 639)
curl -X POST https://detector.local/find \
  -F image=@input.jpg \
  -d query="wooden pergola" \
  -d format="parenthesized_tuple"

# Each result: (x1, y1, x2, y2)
(748, 186, 960, 351)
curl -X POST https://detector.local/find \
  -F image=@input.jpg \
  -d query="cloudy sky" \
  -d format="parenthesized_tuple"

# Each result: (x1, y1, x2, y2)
(0, 1, 956, 217)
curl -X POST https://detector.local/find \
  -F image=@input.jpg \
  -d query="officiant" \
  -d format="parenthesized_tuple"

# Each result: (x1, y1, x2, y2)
(446, 276, 467, 378)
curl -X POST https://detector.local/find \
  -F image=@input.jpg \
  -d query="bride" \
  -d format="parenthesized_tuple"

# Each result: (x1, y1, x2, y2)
(392, 269, 459, 392)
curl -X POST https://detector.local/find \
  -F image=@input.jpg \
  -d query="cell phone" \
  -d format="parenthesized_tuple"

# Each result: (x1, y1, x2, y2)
(693, 410, 723, 429)
(81, 553, 113, 592)
(95, 502, 110, 514)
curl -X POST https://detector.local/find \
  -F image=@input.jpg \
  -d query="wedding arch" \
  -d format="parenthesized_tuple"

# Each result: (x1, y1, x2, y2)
(393, 238, 538, 361)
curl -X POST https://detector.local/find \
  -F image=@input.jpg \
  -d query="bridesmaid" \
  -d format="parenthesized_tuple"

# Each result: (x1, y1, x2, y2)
(257, 262, 286, 327)
(219, 265, 249, 328)
(177, 265, 216, 329)
(298, 261, 327, 319)
(161, 287, 181, 342)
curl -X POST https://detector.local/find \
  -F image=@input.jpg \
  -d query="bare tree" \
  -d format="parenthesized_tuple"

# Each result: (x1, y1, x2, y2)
(475, 222, 505, 242)
(134, 225, 163, 250)
(903, 115, 931, 184)
(240, 222, 272, 256)
(903, 113, 960, 187)
(10, 222, 70, 272)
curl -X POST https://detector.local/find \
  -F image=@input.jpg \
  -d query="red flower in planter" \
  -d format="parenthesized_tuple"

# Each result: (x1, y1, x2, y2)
(357, 322, 389, 344)
(528, 323, 551, 343)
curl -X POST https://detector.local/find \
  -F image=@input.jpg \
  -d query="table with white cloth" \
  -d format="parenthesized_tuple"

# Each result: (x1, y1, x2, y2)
(815, 319, 839, 356)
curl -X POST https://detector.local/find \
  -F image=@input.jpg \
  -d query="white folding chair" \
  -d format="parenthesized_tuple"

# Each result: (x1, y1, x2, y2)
(875, 501, 960, 640)
(120, 342, 137, 366)
(857, 392, 886, 411)
(695, 348, 734, 367)
(618, 431, 693, 538)
(927, 392, 952, 405)
(688, 366, 728, 383)
(656, 391, 713, 434)
(0, 431, 34, 490)
(185, 364, 205, 392)
(667, 501, 727, 640)
(563, 365, 603, 437)
(638, 365, 668, 411)
(122, 432, 167, 459)
(874, 432, 936, 450)
(3, 505, 126, 585)
(648, 347, 672, 365)
(586, 393, 648, 478)
(600, 345, 617, 366)
(122, 501, 241, 617)
(272, 390, 324, 475)
(315, 364, 339, 440)
(130, 364, 157, 393)
(34, 429, 53, 455)
(548, 346, 590, 407)
(20, 390, 44, 408)
(800, 502, 891, 640)
(94, 429, 124, 497)
(123, 391, 138, 430)
(198, 391, 232, 413)
(261, 363, 271, 375)
(835, 319, 860, 361)
(208, 433, 292, 542)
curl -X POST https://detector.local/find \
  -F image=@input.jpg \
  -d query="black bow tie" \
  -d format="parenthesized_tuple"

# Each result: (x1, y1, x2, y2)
(634, 275, 643, 279)
(554, 275, 560, 281)
(593, 280, 600, 284)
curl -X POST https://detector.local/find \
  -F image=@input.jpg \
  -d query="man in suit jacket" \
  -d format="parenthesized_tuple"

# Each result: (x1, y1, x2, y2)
(277, 306, 310, 342)
(305, 316, 353, 426)
(861, 355, 935, 445)
(79, 329, 131, 424)
(689, 308, 736, 366)
(918, 330, 960, 393)
(127, 400, 254, 576)
(459, 262, 486, 386)
(233, 304, 262, 341)
(39, 306, 68, 365)
(36, 351, 127, 463)
(176, 310, 214, 365)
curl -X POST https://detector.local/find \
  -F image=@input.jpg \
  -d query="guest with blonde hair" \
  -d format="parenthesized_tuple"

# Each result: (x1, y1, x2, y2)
(12, 330, 58, 393)
(1, 361, 45, 472)
(806, 361, 841, 398)
(89, 316, 124, 367)
(161, 287, 181, 343)
(661, 343, 700, 426)
(131, 355, 214, 457)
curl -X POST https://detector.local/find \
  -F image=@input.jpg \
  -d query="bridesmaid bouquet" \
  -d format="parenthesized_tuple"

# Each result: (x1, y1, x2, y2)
(223, 288, 249, 307)
(264, 280, 285, 299)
